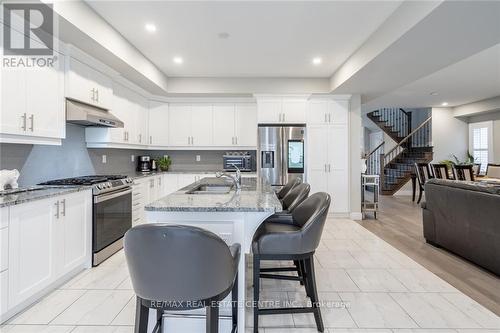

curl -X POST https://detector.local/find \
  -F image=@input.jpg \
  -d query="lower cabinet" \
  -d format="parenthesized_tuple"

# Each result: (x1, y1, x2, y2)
(5, 190, 91, 318)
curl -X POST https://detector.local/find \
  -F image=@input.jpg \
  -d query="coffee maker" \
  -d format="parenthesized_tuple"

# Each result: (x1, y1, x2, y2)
(137, 156, 152, 172)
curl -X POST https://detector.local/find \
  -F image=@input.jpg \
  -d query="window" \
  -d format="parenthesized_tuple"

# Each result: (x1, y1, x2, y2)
(469, 121, 494, 174)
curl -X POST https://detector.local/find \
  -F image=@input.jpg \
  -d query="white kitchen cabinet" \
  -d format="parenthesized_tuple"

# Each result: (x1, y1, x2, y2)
(213, 104, 236, 146)
(169, 104, 213, 147)
(307, 98, 349, 125)
(307, 98, 350, 214)
(162, 174, 179, 195)
(0, 270, 7, 319)
(0, 227, 8, 272)
(149, 101, 169, 146)
(57, 191, 92, 275)
(132, 179, 148, 226)
(235, 104, 257, 146)
(256, 95, 308, 124)
(66, 56, 112, 110)
(213, 103, 257, 147)
(0, 28, 65, 143)
(7, 190, 91, 311)
(8, 198, 57, 307)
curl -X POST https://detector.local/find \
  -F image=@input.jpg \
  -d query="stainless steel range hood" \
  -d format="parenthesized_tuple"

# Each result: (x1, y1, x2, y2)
(66, 99, 124, 128)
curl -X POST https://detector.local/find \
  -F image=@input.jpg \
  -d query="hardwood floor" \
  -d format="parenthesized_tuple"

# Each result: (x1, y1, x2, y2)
(357, 195, 500, 316)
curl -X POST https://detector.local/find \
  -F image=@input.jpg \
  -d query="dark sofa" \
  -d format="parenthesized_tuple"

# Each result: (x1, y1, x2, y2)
(422, 179, 500, 276)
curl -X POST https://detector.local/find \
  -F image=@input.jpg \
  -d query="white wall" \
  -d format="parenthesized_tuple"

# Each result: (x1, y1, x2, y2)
(432, 107, 468, 162)
(350, 95, 362, 219)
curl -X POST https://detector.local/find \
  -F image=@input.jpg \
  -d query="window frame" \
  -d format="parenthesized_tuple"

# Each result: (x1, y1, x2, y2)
(468, 121, 494, 174)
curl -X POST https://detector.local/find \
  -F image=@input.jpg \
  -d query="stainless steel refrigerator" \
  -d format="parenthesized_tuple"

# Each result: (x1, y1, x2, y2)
(258, 125, 306, 187)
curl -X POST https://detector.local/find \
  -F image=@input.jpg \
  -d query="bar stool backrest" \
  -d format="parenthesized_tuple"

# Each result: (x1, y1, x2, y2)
(277, 177, 301, 199)
(124, 224, 237, 302)
(291, 192, 331, 253)
(282, 183, 310, 212)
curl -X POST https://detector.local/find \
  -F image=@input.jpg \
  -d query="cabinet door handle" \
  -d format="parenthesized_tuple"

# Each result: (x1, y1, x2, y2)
(29, 114, 34, 131)
(149, 136, 152, 144)
(21, 113, 27, 131)
(329, 114, 331, 123)
(124, 132, 127, 141)
(54, 201, 60, 219)
(139, 134, 142, 143)
(191, 136, 194, 145)
(91, 88, 95, 101)
(324, 164, 327, 172)
(283, 113, 285, 122)
(328, 164, 331, 172)
(96, 89, 99, 102)
(61, 199, 66, 217)
(235, 136, 238, 145)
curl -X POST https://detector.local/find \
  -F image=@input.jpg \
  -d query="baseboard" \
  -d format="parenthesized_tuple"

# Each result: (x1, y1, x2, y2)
(394, 190, 413, 196)
(350, 212, 363, 220)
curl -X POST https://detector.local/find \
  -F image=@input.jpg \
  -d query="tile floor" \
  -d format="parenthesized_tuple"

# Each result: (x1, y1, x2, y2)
(1, 218, 499, 333)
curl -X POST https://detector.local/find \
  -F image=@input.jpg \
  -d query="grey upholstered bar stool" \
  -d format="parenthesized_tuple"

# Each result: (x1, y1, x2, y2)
(266, 183, 311, 224)
(252, 192, 331, 332)
(124, 224, 240, 333)
(276, 177, 301, 200)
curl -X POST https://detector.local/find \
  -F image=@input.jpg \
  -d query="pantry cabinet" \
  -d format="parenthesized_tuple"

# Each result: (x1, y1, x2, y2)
(213, 104, 257, 147)
(65, 56, 112, 110)
(307, 97, 350, 214)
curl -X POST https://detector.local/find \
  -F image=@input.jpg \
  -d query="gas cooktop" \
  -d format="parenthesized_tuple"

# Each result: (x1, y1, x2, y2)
(39, 175, 128, 186)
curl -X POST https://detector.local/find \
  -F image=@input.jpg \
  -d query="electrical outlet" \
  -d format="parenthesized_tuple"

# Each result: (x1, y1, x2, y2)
(196, 155, 201, 162)
(102, 155, 107, 164)
(131, 155, 135, 162)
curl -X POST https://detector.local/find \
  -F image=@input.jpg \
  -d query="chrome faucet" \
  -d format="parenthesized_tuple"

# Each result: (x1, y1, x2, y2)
(216, 163, 241, 189)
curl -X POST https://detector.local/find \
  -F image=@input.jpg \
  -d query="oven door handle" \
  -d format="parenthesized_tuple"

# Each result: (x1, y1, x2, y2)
(94, 188, 132, 203)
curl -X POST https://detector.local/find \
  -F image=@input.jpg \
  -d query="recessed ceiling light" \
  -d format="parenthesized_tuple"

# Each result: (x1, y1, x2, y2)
(441, 102, 449, 106)
(173, 57, 183, 64)
(430, 91, 438, 96)
(312, 57, 322, 65)
(145, 23, 156, 33)
(218, 32, 230, 39)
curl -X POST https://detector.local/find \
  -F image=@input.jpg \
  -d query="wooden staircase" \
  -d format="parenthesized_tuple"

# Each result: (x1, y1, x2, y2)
(366, 108, 433, 195)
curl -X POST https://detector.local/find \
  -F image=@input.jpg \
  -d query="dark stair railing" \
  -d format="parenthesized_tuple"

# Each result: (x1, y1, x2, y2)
(366, 141, 385, 175)
(368, 108, 412, 142)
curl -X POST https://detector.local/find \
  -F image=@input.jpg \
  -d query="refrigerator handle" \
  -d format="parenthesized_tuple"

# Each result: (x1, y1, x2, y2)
(281, 126, 287, 185)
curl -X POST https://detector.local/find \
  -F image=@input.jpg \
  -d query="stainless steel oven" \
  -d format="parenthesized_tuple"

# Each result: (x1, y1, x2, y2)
(93, 185, 132, 266)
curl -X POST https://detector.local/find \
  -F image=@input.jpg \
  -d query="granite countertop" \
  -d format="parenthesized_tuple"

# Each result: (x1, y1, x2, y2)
(145, 177, 282, 213)
(0, 186, 91, 208)
(126, 170, 256, 179)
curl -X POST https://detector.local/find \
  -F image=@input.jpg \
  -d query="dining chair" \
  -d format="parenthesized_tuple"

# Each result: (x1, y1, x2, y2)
(124, 224, 240, 333)
(414, 163, 434, 204)
(252, 192, 331, 333)
(486, 163, 500, 179)
(452, 164, 475, 181)
(431, 163, 453, 180)
(472, 163, 481, 177)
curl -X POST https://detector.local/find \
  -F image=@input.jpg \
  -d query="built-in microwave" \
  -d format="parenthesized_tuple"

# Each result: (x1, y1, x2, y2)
(223, 152, 252, 171)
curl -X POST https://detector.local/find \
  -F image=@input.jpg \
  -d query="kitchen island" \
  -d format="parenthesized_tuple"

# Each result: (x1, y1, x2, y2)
(145, 176, 282, 332)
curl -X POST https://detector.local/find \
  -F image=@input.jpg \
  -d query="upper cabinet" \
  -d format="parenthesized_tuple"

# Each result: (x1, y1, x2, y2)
(307, 98, 349, 125)
(0, 26, 65, 145)
(256, 95, 308, 124)
(212, 103, 257, 147)
(168, 104, 213, 147)
(148, 101, 169, 147)
(65, 57, 112, 110)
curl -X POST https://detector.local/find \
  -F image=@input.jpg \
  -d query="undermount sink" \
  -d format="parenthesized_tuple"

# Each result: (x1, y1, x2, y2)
(186, 184, 233, 194)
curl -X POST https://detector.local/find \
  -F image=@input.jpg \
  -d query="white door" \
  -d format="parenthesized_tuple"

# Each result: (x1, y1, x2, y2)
(169, 104, 192, 146)
(59, 192, 91, 274)
(306, 125, 329, 194)
(9, 198, 56, 307)
(134, 97, 149, 145)
(307, 100, 329, 125)
(257, 98, 281, 123)
(213, 104, 235, 146)
(328, 125, 349, 213)
(191, 104, 213, 146)
(163, 174, 179, 195)
(108, 82, 130, 143)
(90, 68, 112, 110)
(149, 101, 169, 146)
(26, 55, 65, 139)
(1, 66, 26, 135)
(235, 104, 257, 146)
(282, 97, 306, 123)
(329, 99, 349, 125)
